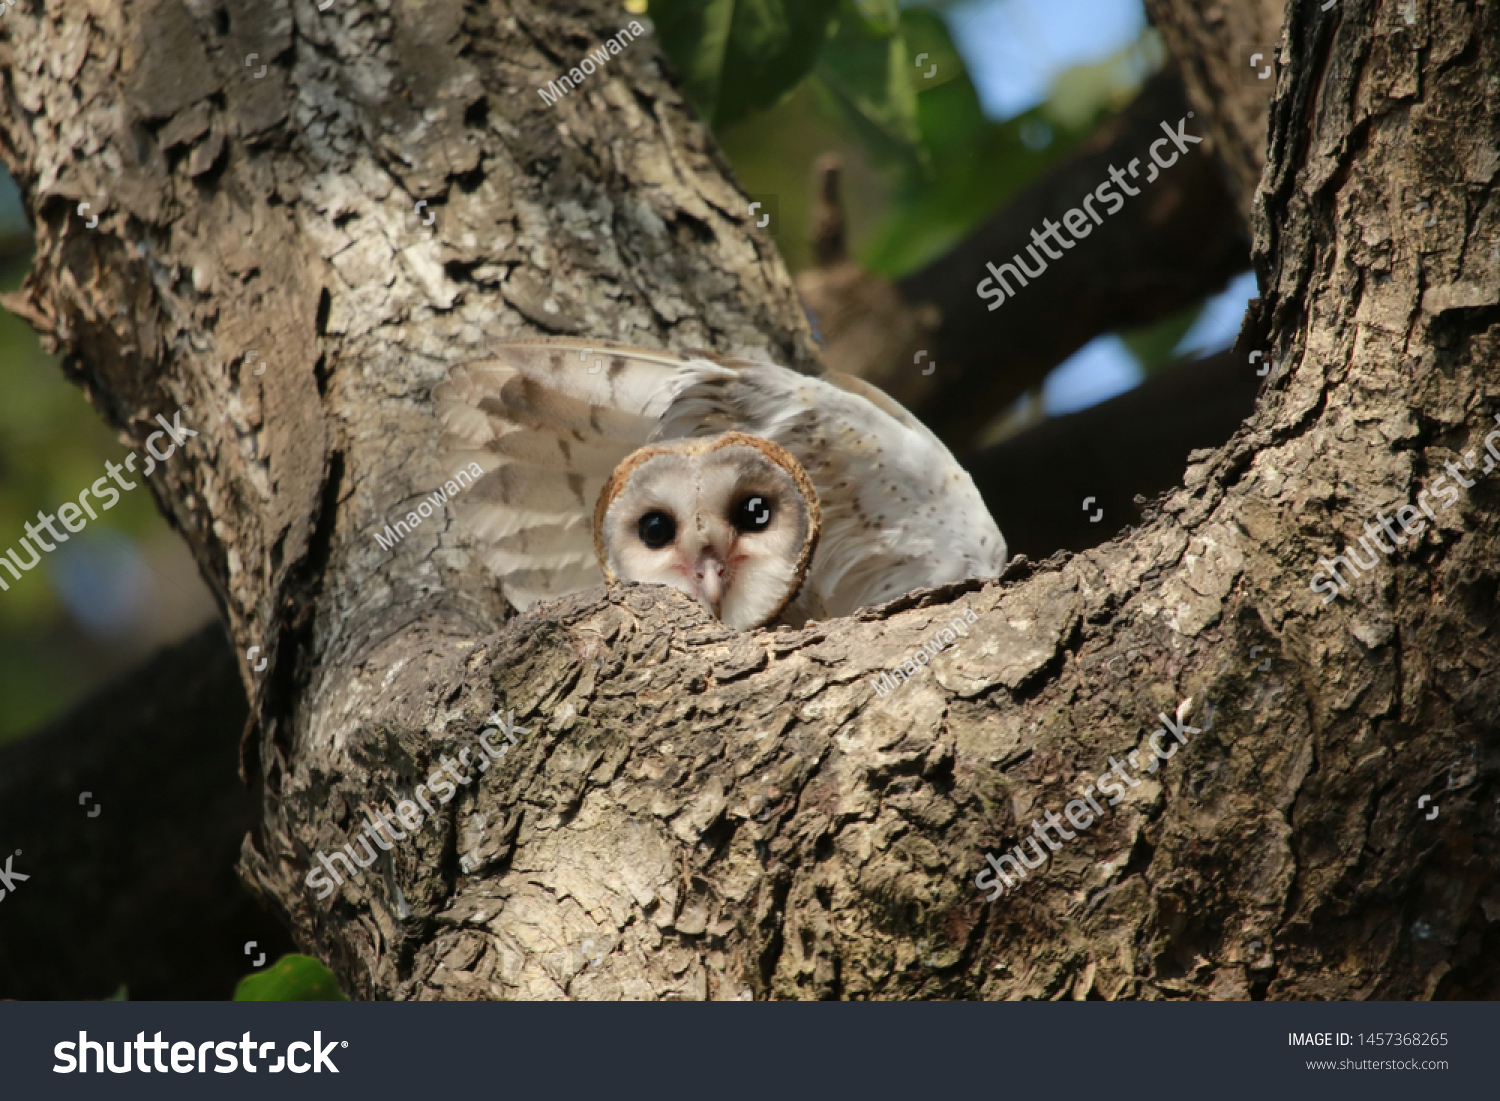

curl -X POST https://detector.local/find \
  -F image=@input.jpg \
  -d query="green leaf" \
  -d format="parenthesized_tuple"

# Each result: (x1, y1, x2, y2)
(860, 9, 1056, 274)
(649, 0, 840, 129)
(809, 0, 921, 169)
(233, 954, 347, 1002)
(859, 13, 1158, 277)
(843, 0, 899, 35)
(1043, 31, 1166, 131)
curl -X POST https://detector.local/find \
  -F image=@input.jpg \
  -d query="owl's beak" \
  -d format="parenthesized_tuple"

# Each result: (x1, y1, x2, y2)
(694, 555, 725, 615)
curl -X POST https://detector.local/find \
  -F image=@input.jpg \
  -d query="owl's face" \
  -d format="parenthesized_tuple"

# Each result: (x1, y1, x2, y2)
(593, 433, 821, 629)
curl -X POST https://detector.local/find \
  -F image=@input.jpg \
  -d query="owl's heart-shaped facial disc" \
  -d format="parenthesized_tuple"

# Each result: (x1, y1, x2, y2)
(593, 433, 821, 630)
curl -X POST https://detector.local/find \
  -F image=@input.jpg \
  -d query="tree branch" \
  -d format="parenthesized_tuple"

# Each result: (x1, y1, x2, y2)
(2, 0, 1495, 1003)
(967, 348, 1262, 559)
(798, 69, 1249, 448)
(1142, 0, 1284, 221)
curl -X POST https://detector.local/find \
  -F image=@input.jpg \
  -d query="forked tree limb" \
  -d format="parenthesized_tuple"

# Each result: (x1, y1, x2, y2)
(1, 0, 1496, 1000)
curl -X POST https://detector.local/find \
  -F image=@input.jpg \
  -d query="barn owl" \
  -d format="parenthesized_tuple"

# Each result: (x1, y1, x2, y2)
(433, 339, 1006, 629)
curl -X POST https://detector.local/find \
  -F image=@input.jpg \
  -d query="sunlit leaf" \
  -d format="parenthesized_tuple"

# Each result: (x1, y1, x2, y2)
(844, 0, 899, 35)
(860, 13, 1157, 277)
(649, 0, 840, 128)
(860, 11, 1061, 274)
(1043, 31, 1165, 130)
(810, 0, 921, 170)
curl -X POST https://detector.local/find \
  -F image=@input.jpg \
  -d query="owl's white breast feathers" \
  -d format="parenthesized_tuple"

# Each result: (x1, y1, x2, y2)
(434, 338, 1006, 620)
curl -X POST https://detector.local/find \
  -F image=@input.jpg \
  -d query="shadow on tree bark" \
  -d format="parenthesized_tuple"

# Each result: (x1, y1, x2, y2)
(0, 623, 292, 1000)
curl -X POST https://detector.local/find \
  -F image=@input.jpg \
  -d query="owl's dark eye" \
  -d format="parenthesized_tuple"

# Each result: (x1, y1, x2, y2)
(733, 495, 774, 533)
(637, 510, 676, 549)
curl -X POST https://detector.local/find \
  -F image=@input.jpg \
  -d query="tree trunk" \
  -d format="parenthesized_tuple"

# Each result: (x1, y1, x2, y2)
(2, 0, 1496, 999)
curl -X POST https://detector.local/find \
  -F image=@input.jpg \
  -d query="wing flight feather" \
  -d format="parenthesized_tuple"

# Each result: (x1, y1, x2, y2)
(435, 338, 1005, 618)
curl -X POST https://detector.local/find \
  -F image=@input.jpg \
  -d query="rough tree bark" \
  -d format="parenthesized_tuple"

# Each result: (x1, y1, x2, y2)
(1, 0, 1496, 1001)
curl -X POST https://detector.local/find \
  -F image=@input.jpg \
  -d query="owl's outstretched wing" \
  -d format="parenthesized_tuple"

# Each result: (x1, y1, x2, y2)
(433, 338, 1006, 618)
(432, 340, 738, 610)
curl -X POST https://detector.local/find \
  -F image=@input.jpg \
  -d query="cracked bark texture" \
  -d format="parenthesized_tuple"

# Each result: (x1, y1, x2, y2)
(1, 0, 1497, 999)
